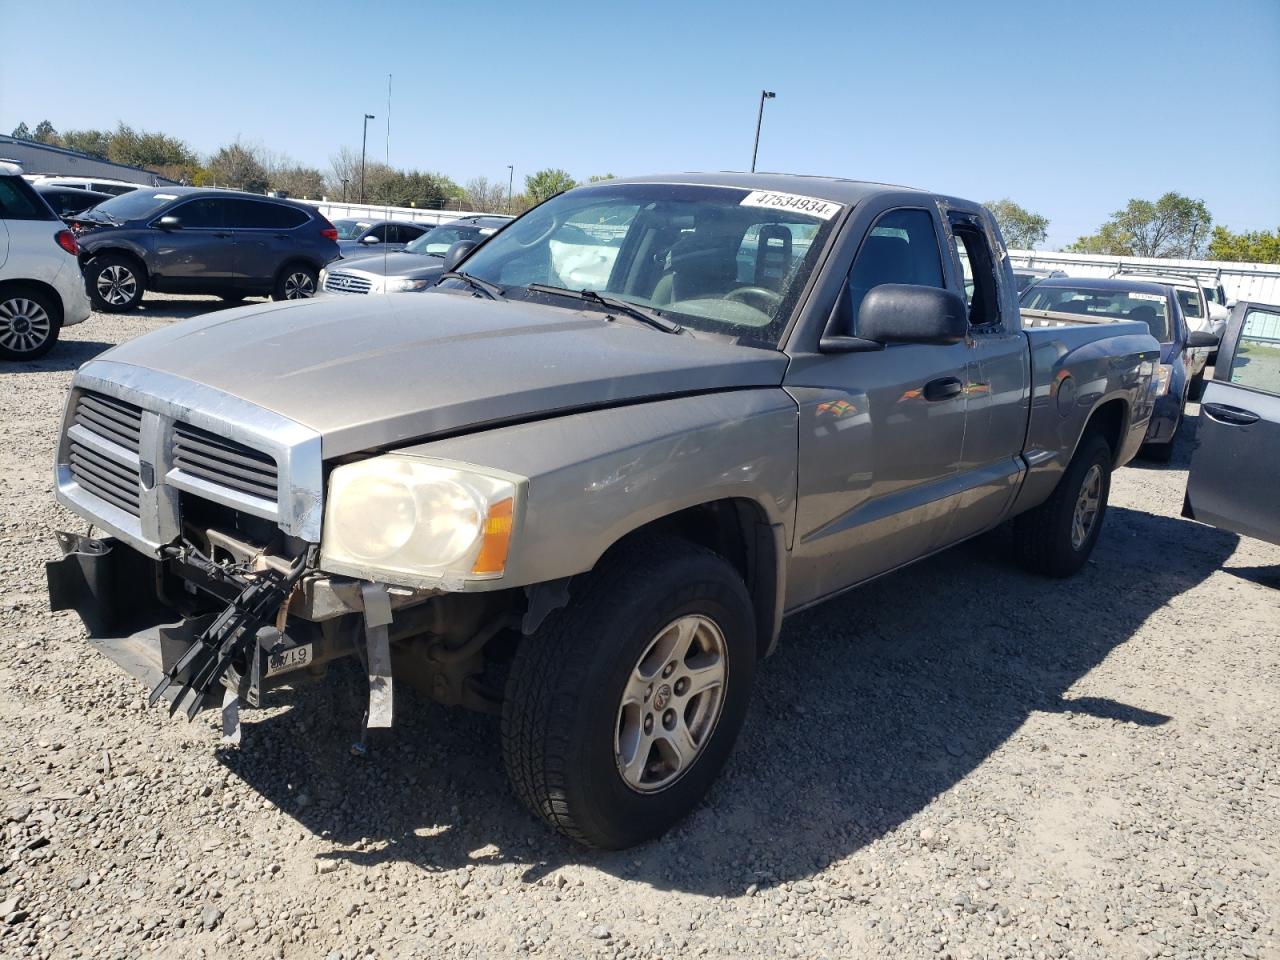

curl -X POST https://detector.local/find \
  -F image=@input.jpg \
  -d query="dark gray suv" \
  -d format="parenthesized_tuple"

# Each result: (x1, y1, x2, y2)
(72, 188, 340, 311)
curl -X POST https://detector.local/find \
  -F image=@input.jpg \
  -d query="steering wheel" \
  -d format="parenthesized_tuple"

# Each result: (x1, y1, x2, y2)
(725, 286, 783, 313)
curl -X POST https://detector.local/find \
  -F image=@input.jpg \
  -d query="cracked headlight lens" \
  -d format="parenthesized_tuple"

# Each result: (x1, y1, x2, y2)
(321, 456, 521, 586)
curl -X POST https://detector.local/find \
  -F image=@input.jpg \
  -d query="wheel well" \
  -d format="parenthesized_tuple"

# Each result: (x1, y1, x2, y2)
(83, 248, 148, 283)
(1082, 398, 1127, 464)
(0, 279, 63, 324)
(604, 498, 781, 659)
(275, 258, 320, 281)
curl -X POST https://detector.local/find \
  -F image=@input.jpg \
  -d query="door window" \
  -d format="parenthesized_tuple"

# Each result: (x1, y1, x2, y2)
(169, 199, 225, 229)
(949, 216, 1000, 326)
(846, 209, 944, 332)
(367, 224, 392, 241)
(1228, 308, 1280, 395)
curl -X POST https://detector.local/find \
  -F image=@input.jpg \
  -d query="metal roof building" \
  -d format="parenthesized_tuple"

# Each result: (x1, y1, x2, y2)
(0, 136, 178, 186)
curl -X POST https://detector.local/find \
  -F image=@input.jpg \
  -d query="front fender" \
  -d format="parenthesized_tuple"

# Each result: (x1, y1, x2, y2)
(391, 389, 800, 590)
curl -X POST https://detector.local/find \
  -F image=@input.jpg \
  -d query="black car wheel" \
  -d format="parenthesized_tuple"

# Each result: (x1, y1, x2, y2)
(502, 535, 757, 849)
(273, 264, 318, 301)
(1014, 432, 1113, 578)
(87, 255, 145, 312)
(0, 287, 61, 361)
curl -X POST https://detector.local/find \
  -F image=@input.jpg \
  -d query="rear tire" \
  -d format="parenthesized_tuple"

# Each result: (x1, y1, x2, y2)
(86, 254, 145, 312)
(502, 536, 756, 849)
(1014, 432, 1112, 578)
(0, 287, 61, 361)
(272, 263, 318, 301)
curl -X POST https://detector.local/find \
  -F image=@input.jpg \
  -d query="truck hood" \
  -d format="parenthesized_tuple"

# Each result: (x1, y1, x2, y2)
(98, 293, 787, 457)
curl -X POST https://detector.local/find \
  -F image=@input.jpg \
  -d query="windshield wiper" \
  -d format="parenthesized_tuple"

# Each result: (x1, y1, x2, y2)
(525, 283, 683, 334)
(439, 271, 505, 300)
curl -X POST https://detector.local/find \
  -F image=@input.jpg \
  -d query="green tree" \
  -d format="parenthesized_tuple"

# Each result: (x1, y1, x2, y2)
(60, 128, 112, 158)
(588, 173, 616, 183)
(1207, 226, 1280, 264)
(107, 123, 197, 169)
(32, 120, 59, 145)
(1069, 192, 1212, 258)
(525, 168, 576, 204)
(983, 199, 1048, 249)
(10, 122, 31, 140)
(205, 142, 269, 192)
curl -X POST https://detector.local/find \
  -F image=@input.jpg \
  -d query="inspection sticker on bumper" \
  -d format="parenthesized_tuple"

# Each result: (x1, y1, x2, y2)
(740, 190, 842, 220)
(266, 643, 312, 678)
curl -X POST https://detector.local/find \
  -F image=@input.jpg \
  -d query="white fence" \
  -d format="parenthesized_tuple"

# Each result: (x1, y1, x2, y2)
(299, 199, 494, 227)
(1007, 248, 1280, 306)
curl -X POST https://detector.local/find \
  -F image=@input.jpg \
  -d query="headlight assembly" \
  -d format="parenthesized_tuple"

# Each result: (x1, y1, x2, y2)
(321, 456, 522, 587)
(384, 277, 432, 292)
(1153, 364, 1173, 398)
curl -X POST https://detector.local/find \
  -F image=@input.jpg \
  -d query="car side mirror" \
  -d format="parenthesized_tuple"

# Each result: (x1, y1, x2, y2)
(360, 234, 381, 244)
(156, 216, 182, 231)
(1187, 329, 1219, 349)
(443, 240, 477, 271)
(824, 284, 968, 351)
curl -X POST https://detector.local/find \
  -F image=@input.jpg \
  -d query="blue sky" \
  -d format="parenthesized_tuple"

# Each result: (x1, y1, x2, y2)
(2, 0, 1277, 248)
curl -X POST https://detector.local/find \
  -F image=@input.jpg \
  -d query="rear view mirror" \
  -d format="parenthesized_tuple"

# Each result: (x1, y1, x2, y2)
(156, 216, 182, 231)
(360, 234, 381, 244)
(857, 284, 969, 345)
(443, 240, 477, 271)
(1187, 329, 1219, 349)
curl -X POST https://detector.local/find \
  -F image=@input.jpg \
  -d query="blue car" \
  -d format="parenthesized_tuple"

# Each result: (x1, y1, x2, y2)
(1021, 277, 1218, 462)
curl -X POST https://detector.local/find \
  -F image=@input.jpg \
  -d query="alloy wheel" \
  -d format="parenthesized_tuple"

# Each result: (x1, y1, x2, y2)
(283, 271, 316, 299)
(0, 297, 53, 355)
(614, 614, 728, 794)
(96, 264, 137, 306)
(1071, 463, 1103, 550)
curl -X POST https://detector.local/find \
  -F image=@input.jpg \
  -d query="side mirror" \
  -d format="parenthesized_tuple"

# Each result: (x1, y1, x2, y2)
(845, 284, 969, 347)
(155, 216, 182, 231)
(360, 234, 381, 244)
(443, 240, 477, 271)
(1187, 329, 1219, 349)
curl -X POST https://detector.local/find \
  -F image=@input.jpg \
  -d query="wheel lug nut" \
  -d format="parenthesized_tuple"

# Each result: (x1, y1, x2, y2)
(645, 684, 653, 701)
(662, 709, 676, 730)
(643, 715, 653, 734)
(662, 663, 676, 678)
(674, 678, 689, 696)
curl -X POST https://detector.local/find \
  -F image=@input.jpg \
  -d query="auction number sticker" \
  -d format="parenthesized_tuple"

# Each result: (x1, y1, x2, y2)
(740, 190, 842, 221)
(1129, 292, 1164, 302)
(266, 643, 312, 678)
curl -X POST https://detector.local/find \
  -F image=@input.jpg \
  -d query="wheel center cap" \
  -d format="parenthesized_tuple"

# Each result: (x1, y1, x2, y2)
(13, 318, 30, 333)
(653, 683, 672, 710)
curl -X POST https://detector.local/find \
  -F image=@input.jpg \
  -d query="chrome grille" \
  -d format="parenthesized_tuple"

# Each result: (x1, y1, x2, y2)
(172, 422, 278, 502)
(323, 272, 373, 294)
(74, 391, 142, 452)
(67, 390, 143, 517)
(67, 439, 142, 516)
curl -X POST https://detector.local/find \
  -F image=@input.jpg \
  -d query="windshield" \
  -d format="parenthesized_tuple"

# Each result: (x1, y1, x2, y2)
(333, 219, 373, 240)
(1022, 285, 1171, 342)
(405, 224, 476, 257)
(451, 182, 843, 347)
(89, 189, 183, 222)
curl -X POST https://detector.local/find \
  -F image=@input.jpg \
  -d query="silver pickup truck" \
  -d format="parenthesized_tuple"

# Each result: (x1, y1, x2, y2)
(46, 174, 1160, 849)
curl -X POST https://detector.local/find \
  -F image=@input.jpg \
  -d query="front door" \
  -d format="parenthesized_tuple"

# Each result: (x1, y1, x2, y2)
(152, 198, 237, 283)
(786, 206, 972, 607)
(1185, 302, 1280, 545)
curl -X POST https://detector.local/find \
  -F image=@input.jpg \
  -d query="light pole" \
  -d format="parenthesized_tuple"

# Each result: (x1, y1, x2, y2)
(340, 178, 350, 202)
(360, 113, 376, 203)
(750, 90, 776, 173)
(506, 164, 514, 214)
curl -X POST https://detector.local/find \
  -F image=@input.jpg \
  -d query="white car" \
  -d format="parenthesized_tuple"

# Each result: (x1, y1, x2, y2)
(1, 161, 92, 360)
(22, 174, 140, 197)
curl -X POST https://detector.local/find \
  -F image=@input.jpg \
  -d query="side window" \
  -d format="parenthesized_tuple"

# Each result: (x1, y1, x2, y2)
(846, 208, 944, 331)
(170, 199, 224, 229)
(0, 177, 55, 220)
(254, 203, 308, 229)
(1228, 308, 1280, 395)
(398, 224, 427, 243)
(367, 224, 392, 241)
(949, 216, 1000, 326)
(1177, 288, 1204, 320)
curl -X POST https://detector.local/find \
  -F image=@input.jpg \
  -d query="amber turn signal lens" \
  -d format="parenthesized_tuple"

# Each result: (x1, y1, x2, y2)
(471, 497, 514, 575)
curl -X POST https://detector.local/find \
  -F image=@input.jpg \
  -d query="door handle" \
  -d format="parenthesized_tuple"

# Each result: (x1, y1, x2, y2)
(1202, 402, 1260, 426)
(923, 377, 964, 402)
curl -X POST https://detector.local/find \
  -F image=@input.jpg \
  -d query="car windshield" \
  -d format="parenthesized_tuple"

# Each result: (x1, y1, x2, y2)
(333, 219, 373, 240)
(405, 224, 474, 257)
(89, 189, 184, 221)
(452, 182, 843, 347)
(1022, 285, 1171, 342)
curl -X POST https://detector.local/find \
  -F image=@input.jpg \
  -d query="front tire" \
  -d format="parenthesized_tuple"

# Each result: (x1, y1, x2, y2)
(502, 536, 756, 849)
(0, 287, 61, 360)
(1014, 432, 1113, 578)
(272, 263, 318, 301)
(86, 254, 145, 312)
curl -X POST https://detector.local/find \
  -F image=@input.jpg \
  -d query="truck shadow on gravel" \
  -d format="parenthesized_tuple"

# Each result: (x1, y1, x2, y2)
(216, 505, 1238, 896)
(0, 340, 116, 373)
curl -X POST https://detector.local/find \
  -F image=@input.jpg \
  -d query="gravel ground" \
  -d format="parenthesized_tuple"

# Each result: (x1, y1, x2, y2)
(1, 294, 1278, 960)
